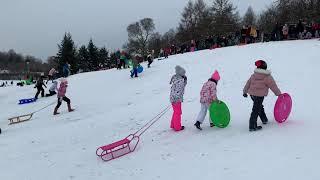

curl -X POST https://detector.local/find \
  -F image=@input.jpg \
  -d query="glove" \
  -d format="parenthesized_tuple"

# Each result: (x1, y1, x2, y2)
(243, 93, 248, 98)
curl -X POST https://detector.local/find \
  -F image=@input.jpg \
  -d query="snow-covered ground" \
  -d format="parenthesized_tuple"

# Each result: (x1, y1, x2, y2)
(1, 40, 320, 180)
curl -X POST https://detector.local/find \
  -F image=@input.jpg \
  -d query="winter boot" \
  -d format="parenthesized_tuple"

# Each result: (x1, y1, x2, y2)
(180, 126, 185, 131)
(67, 103, 74, 112)
(53, 107, 60, 115)
(194, 121, 202, 130)
(210, 123, 215, 127)
(249, 125, 262, 132)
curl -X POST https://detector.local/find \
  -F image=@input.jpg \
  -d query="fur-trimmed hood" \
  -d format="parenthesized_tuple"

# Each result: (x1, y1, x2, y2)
(253, 68, 272, 80)
(254, 68, 271, 75)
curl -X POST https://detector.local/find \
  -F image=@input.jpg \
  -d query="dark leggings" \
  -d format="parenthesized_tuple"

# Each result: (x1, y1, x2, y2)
(46, 90, 56, 97)
(55, 97, 70, 109)
(35, 87, 44, 98)
(249, 96, 267, 128)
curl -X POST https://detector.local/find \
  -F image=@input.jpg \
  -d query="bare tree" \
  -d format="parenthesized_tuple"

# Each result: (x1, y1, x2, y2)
(162, 29, 176, 47)
(148, 32, 162, 55)
(126, 18, 155, 57)
(176, 0, 212, 43)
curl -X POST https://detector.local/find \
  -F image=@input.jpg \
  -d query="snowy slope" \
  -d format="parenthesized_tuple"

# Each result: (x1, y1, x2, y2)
(1, 40, 320, 180)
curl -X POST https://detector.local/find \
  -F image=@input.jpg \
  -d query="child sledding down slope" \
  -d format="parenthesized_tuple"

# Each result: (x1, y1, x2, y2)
(194, 70, 220, 130)
(243, 60, 282, 132)
(46, 81, 58, 97)
(170, 65, 187, 131)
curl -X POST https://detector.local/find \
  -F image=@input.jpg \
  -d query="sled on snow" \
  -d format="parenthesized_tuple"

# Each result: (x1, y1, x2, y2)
(96, 105, 171, 162)
(8, 101, 56, 125)
(18, 98, 37, 105)
(96, 134, 140, 162)
(8, 113, 33, 125)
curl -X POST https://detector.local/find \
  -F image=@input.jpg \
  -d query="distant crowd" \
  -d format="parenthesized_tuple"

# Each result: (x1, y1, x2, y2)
(158, 20, 320, 59)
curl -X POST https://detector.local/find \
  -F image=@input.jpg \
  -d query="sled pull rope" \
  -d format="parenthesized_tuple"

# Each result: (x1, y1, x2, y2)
(32, 101, 56, 114)
(134, 105, 171, 137)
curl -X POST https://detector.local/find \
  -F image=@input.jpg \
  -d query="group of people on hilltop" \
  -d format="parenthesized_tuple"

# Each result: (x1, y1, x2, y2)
(241, 25, 258, 44)
(159, 35, 240, 58)
(114, 50, 155, 79)
(271, 20, 320, 41)
(158, 20, 320, 60)
(169, 60, 282, 132)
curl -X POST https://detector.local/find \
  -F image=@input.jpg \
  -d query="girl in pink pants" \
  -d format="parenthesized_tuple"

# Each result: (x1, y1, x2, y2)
(170, 66, 187, 131)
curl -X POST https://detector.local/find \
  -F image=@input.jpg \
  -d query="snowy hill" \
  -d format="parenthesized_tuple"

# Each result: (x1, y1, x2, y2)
(1, 40, 320, 180)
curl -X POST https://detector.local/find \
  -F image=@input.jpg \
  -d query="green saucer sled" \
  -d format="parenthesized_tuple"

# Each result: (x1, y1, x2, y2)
(209, 101, 231, 128)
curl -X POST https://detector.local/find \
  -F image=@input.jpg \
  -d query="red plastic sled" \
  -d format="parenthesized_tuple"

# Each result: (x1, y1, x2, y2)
(96, 134, 140, 162)
(96, 105, 170, 162)
(274, 93, 292, 123)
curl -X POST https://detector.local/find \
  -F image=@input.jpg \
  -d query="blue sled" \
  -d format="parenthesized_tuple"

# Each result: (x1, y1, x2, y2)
(18, 98, 37, 105)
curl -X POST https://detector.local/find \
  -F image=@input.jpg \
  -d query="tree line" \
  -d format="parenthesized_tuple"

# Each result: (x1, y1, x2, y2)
(1, 0, 319, 77)
(125, 0, 320, 58)
(0, 49, 50, 73)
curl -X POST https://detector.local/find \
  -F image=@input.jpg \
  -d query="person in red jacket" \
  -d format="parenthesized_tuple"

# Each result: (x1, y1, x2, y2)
(243, 60, 282, 132)
(164, 47, 171, 59)
(53, 78, 74, 115)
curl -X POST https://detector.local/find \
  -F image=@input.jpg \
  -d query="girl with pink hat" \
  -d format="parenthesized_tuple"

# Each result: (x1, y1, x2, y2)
(194, 70, 220, 130)
(53, 78, 75, 115)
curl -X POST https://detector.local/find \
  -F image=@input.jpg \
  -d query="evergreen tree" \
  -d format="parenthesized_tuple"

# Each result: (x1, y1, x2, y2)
(211, 0, 240, 35)
(257, 5, 277, 33)
(176, 0, 212, 44)
(176, 1, 197, 42)
(56, 33, 78, 74)
(87, 39, 99, 71)
(78, 45, 89, 72)
(193, 0, 212, 37)
(98, 47, 109, 69)
(109, 52, 118, 68)
(242, 6, 257, 26)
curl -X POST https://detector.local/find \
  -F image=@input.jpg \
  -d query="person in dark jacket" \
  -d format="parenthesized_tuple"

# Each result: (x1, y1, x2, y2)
(34, 76, 47, 99)
(147, 54, 153, 68)
(63, 62, 71, 77)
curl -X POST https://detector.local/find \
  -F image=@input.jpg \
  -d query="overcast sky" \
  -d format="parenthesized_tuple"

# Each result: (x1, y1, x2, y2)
(0, 0, 274, 60)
